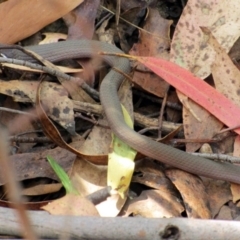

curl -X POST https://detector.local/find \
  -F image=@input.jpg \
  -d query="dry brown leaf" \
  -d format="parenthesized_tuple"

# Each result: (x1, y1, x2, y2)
(199, 143, 213, 154)
(205, 29, 240, 159)
(122, 189, 184, 218)
(96, 18, 115, 44)
(40, 82, 75, 133)
(166, 169, 211, 219)
(166, 90, 182, 122)
(230, 183, 240, 203)
(0, 0, 84, 44)
(42, 194, 99, 216)
(63, 0, 100, 86)
(0, 80, 75, 133)
(0, 97, 37, 153)
(77, 119, 112, 156)
(129, 8, 170, 97)
(36, 81, 106, 164)
(233, 136, 240, 158)
(202, 178, 232, 218)
(40, 33, 67, 44)
(118, 7, 147, 52)
(70, 160, 107, 196)
(170, 0, 240, 152)
(63, 0, 99, 39)
(0, 80, 36, 103)
(22, 183, 62, 196)
(130, 161, 184, 218)
(133, 159, 179, 194)
(183, 104, 223, 152)
(211, 38, 240, 107)
(171, 0, 240, 78)
(216, 205, 233, 220)
(0, 147, 76, 186)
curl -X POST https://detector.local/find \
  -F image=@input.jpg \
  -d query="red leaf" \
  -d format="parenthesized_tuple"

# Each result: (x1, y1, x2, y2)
(137, 56, 240, 135)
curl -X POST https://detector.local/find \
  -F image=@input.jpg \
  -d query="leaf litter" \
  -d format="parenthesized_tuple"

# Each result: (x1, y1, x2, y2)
(1, 0, 240, 238)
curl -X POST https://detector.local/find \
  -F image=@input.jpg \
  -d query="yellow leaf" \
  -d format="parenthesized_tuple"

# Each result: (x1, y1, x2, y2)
(107, 105, 137, 198)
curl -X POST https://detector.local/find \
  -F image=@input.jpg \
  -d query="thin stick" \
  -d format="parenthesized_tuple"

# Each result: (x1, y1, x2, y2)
(0, 129, 37, 239)
(0, 57, 99, 99)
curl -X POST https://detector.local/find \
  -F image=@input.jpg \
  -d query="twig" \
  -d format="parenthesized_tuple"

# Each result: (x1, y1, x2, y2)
(0, 57, 99, 100)
(133, 89, 182, 111)
(0, 206, 239, 239)
(100, 5, 170, 42)
(9, 136, 52, 143)
(158, 90, 169, 138)
(73, 100, 183, 135)
(0, 107, 35, 116)
(190, 152, 240, 164)
(86, 186, 111, 205)
(75, 112, 109, 128)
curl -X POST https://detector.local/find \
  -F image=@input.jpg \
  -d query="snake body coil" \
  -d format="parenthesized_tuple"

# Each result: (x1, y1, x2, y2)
(1, 40, 240, 184)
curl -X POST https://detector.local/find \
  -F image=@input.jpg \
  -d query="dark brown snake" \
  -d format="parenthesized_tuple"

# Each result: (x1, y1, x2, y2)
(1, 40, 240, 184)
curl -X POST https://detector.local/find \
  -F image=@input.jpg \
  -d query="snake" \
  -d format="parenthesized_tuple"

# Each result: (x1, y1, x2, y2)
(1, 40, 240, 184)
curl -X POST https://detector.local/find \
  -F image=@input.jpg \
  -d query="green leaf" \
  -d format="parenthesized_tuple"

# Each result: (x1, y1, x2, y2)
(46, 155, 79, 195)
